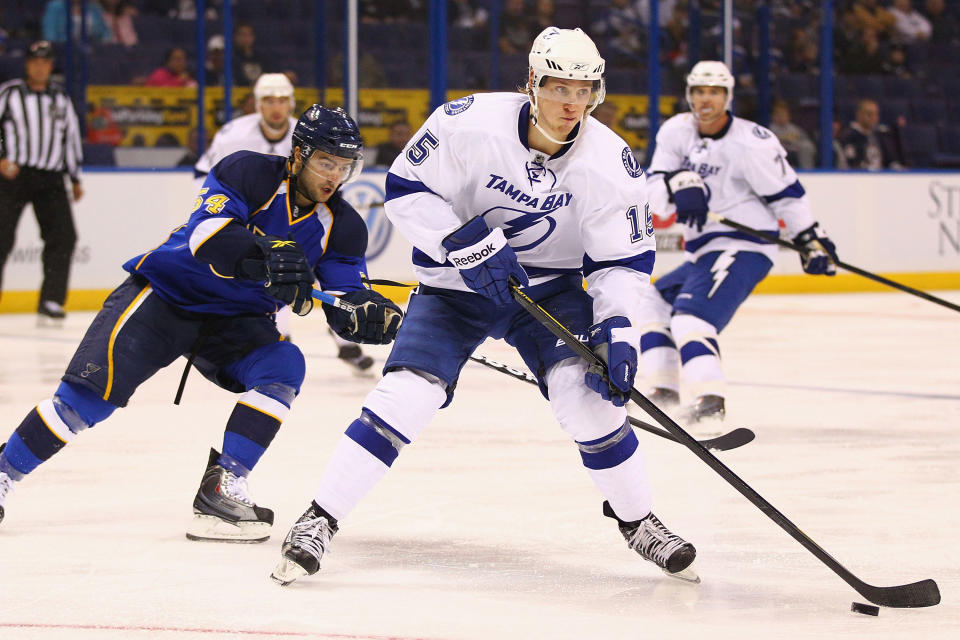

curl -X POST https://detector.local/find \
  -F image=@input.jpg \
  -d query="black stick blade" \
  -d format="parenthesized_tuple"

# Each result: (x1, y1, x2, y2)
(857, 578, 940, 608)
(699, 427, 755, 451)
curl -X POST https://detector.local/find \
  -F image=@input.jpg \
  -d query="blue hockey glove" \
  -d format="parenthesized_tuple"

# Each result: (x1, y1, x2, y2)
(666, 170, 709, 232)
(240, 235, 316, 315)
(441, 216, 529, 306)
(323, 289, 403, 345)
(584, 316, 638, 407)
(792, 223, 838, 276)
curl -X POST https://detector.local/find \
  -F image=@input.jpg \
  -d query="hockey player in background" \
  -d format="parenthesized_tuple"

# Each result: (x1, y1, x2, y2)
(271, 27, 697, 586)
(196, 73, 377, 373)
(639, 61, 838, 427)
(0, 106, 402, 543)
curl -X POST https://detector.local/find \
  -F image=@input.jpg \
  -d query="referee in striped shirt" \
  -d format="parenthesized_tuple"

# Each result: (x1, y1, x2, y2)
(0, 40, 83, 322)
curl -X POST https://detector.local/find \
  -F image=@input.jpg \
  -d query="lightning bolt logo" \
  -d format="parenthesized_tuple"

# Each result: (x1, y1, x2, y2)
(708, 250, 737, 298)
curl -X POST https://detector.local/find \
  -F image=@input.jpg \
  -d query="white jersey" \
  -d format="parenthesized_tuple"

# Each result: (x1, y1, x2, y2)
(384, 92, 655, 325)
(647, 112, 817, 261)
(194, 112, 296, 181)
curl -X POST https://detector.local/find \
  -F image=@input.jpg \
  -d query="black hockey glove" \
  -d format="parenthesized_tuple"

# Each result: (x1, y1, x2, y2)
(323, 289, 403, 345)
(239, 235, 316, 315)
(792, 223, 838, 276)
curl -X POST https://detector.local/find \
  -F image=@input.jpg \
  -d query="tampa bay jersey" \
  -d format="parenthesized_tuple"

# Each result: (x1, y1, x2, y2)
(384, 92, 655, 325)
(647, 112, 818, 261)
(194, 113, 297, 180)
(125, 151, 368, 315)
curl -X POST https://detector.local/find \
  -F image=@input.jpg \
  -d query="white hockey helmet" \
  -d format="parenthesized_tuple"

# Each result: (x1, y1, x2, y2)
(526, 27, 606, 144)
(685, 61, 735, 115)
(254, 73, 295, 110)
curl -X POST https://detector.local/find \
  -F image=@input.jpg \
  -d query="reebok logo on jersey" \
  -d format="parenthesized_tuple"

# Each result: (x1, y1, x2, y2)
(450, 242, 498, 266)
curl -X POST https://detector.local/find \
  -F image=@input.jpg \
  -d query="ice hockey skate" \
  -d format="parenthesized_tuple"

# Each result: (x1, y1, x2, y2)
(678, 394, 726, 433)
(271, 501, 338, 586)
(186, 448, 274, 543)
(0, 444, 13, 525)
(36, 300, 66, 328)
(337, 343, 374, 373)
(647, 387, 680, 409)
(603, 501, 699, 583)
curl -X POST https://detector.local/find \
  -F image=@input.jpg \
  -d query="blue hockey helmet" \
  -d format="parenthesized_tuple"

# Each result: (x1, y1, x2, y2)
(291, 104, 364, 184)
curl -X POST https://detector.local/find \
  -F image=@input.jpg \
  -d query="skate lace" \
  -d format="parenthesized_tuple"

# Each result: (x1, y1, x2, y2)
(289, 514, 334, 562)
(219, 471, 255, 507)
(0, 472, 13, 503)
(625, 514, 687, 568)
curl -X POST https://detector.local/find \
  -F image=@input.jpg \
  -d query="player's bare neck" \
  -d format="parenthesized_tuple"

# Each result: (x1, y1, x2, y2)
(698, 112, 730, 137)
(260, 121, 289, 142)
(527, 123, 563, 157)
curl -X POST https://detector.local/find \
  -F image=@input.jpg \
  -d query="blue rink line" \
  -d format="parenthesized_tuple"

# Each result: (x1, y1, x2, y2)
(729, 380, 960, 401)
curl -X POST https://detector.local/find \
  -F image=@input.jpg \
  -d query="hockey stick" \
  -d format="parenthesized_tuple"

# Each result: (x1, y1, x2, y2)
(507, 277, 940, 608)
(468, 354, 754, 452)
(708, 213, 960, 314)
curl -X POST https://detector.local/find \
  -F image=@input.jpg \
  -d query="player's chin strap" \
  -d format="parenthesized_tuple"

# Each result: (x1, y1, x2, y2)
(528, 92, 595, 146)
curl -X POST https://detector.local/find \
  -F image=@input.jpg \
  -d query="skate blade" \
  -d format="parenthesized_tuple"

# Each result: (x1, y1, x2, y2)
(271, 557, 309, 586)
(185, 514, 270, 543)
(663, 565, 701, 584)
(36, 316, 65, 329)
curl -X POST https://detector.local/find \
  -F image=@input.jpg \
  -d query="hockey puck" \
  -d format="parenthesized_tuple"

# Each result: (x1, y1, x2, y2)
(851, 602, 880, 616)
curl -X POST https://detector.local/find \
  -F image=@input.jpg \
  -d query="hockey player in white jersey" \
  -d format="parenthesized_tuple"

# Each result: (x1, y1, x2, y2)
(639, 61, 838, 425)
(195, 73, 375, 372)
(271, 26, 697, 586)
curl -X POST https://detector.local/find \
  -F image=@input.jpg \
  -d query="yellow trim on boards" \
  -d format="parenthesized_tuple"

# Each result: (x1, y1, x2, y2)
(0, 272, 957, 313)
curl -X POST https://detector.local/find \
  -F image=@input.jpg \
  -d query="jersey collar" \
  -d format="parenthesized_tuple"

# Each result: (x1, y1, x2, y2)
(517, 102, 578, 161)
(698, 111, 734, 140)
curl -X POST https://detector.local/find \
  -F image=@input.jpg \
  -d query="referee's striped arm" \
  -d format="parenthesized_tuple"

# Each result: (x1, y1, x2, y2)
(0, 79, 84, 181)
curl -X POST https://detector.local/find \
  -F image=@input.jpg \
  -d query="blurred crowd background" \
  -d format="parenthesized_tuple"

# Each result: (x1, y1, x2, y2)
(2, 0, 958, 170)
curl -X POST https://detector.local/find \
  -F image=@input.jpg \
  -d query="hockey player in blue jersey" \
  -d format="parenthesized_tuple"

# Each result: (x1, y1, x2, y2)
(271, 27, 697, 586)
(639, 61, 838, 427)
(0, 105, 402, 542)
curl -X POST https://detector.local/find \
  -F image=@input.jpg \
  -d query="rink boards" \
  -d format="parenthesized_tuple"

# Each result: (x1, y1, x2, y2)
(0, 169, 958, 312)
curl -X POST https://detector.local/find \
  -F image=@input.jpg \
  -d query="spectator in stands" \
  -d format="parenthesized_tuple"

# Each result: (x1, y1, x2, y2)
(145, 46, 197, 88)
(532, 0, 556, 34)
(360, 1, 425, 23)
(769, 99, 817, 169)
(786, 28, 819, 74)
(851, 0, 896, 39)
(233, 22, 264, 86)
(374, 120, 412, 168)
(838, 27, 885, 74)
(42, 0, 112, 43)
(924, 0, 960, 44)
(881, 44, 912, 78)
(449, 0, 488, 29)
(205, 34, 226, 85)
(102, 0, 137, 46)
(592, 101, 618, 129)
(499, 0, 534, 55)
(838, 98, 905, 170)
(889, 0, 932, 44)
(591, 0, 645, 64)
(176, 127, 201, 167)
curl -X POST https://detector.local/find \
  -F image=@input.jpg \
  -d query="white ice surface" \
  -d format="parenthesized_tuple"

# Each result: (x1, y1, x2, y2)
(0, 291, 958, 639)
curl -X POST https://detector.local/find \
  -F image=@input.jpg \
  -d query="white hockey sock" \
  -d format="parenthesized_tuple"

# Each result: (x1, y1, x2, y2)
(586, 447, 652, 522)
(314, 434, 391, 521)
(671, 313, 725, 398)
(636, 283, 680, 391)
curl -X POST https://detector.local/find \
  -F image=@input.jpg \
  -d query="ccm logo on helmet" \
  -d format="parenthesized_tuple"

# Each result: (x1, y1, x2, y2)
(450, 243, 498, 266)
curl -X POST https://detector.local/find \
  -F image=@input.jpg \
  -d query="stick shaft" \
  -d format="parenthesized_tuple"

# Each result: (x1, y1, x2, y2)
(508, 280, 939, 607)
(709, 213, 960, 313)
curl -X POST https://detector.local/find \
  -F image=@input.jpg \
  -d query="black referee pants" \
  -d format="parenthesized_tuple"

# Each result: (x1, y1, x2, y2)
(0, 167, 77, 306)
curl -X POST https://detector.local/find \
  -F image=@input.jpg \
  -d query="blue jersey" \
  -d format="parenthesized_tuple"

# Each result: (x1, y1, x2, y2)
(124, 151, 369, 315)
